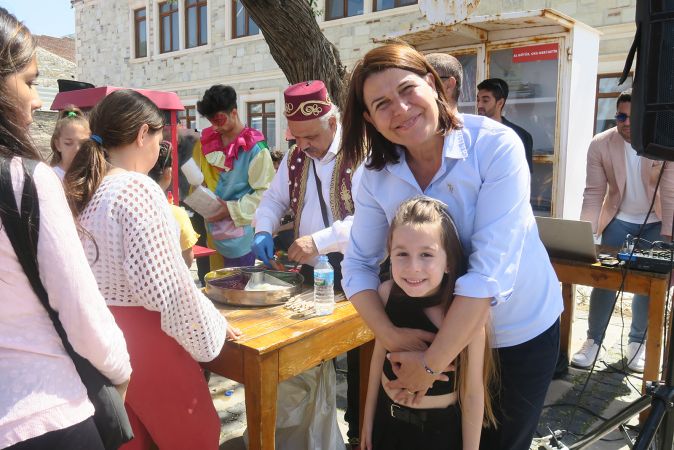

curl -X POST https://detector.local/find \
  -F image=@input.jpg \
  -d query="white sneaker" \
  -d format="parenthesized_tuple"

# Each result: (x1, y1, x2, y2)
(626, 342, 646, 373)
(571, 339, 603, 369)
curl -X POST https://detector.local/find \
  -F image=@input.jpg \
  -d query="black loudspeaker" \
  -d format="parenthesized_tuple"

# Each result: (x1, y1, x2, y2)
(625, 0, 674, 161)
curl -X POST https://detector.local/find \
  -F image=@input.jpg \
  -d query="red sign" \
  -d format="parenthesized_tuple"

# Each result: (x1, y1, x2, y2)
(512, 43, 559, 63)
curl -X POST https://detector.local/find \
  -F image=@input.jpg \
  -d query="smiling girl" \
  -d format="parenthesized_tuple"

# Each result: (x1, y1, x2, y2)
(50, 105, 90, 180)
(361, 197, 496, 450)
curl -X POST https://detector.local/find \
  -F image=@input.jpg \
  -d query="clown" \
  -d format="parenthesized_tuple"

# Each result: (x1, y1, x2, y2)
(193, 84, 275, 268)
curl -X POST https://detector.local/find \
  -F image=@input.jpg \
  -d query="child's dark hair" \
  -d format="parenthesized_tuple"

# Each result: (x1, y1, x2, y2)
(196, 85, 237, 118)
(387, 196, 498, 428)
(50, 105, 90, 166)
(270, 149, 284, 164)
(64, 89, 164, 216)
(148, 140, 172, 183)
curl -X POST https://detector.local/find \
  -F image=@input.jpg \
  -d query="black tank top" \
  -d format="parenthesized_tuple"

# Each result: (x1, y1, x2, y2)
(382, 282, 456, 396)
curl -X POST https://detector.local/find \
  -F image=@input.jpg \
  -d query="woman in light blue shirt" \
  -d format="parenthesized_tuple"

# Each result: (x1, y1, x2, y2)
(340, 43, 563, 450)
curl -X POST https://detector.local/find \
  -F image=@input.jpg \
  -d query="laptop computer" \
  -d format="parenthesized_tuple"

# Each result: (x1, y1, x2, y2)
(535, 217, 598, 262)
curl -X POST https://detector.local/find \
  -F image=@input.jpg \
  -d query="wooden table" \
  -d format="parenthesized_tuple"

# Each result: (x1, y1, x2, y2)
(552, 254, 670, 389)
(202, 292, 374, 450)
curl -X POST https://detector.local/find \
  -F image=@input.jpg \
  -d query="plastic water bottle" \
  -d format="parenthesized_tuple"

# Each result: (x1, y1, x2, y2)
(314, 255, 335, 316)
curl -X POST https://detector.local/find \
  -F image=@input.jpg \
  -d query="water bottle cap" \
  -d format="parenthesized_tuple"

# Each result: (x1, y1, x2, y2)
(318, 255, 328, 262)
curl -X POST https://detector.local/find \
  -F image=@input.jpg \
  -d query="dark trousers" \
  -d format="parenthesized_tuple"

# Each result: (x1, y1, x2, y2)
(186, 207, 210, 284)
(6, 417, 104, 450)
(480, 320, 560, 450)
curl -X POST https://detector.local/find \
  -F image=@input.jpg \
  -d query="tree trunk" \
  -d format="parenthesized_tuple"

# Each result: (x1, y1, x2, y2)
(240, 0, 348, 109)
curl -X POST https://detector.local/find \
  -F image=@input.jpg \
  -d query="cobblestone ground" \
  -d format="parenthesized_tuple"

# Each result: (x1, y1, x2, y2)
(533, 287, 649, 450)
(208, 283, 660, 450)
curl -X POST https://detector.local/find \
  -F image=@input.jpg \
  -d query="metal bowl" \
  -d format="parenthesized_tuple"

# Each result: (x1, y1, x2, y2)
(204, 265, 304, 306)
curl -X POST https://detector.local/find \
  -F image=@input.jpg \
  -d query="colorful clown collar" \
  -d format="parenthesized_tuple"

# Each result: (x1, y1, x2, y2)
(200, 126, 265, 172)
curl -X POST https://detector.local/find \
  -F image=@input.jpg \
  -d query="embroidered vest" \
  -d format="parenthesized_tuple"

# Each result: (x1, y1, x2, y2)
(287, 145, 355, 239)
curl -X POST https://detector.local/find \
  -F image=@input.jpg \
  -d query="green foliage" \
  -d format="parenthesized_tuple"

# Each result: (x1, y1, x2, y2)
(309, 0, 322, 16)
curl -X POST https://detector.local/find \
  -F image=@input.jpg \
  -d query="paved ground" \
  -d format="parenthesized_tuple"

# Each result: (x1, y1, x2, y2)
(208, 286, 656, 450)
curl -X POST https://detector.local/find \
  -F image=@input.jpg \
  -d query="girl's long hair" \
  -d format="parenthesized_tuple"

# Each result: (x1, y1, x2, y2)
(0, 7, 39, 160)
(50, 105, 90, 166)
(63, 89, 164, 216)
(388, 196, 498, 428)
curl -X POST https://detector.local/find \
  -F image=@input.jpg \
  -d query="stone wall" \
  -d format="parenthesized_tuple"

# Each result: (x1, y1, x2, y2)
(36, 47, 76, 91)
(74, 0, 634, 93)
(30, 110, 58, 161)
(31, 46, 76, 162)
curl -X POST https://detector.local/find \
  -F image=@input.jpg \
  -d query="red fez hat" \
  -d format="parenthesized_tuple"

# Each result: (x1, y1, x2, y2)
(284, 80, 332, 122)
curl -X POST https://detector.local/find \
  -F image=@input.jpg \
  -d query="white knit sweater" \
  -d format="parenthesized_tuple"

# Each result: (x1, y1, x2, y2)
(78, 171, 227, 362)
(0, 158, 131, 448)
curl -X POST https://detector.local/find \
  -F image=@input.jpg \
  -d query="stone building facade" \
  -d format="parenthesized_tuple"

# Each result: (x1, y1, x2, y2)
(30, 36, 77, 158)
(72, 0, 634, 139)
(71, 0, 636, 217)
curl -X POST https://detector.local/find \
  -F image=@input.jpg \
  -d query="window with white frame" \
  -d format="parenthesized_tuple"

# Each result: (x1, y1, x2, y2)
(232, 0, 259, 38)
(247, 101, 276, 149)
(159, 1, 179, 53)
(178, 105, 198, 129)
(185, 0, 207, 48)
(134, 7, 148, 58)
(325, 0, 364, 20)
(373, 0, 417, 11)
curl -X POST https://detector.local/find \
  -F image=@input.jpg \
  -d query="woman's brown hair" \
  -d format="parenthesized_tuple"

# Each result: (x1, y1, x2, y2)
(0, 7, 39, 160)
(341, 42, 461, 171)
(64, 89, 164, 216)
(50, 105, 90, 166)
(387, 196, 498, 428)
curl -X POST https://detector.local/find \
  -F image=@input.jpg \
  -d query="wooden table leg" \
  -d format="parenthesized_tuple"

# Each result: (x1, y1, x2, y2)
(644, 279, 667, 386)
(358, 339, 374, 436)
(243, 350, 279, 450)
(560, 282, 575, 359)
(638, 279, 667, 423)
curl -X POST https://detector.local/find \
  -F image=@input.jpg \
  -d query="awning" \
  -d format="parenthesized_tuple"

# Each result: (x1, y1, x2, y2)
(378, 9, 585, 50)
(51, 86, 184, 111)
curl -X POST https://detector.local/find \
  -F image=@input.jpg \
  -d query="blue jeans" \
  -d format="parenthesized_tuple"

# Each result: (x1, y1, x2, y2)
(587, 218, 662, 344)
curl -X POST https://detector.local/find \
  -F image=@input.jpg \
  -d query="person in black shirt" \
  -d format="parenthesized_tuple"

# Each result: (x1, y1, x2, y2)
(477, 78, 533, 173)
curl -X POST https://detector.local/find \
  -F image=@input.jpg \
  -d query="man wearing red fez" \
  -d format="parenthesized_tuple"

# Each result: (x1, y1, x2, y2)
(253, 80, 363, 449)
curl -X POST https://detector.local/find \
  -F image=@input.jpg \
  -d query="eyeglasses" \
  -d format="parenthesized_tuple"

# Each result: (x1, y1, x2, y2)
(615, 112, 630, 123)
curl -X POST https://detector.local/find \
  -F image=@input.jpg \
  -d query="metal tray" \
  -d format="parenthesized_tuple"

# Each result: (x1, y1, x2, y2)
(204, 266, 304, 306)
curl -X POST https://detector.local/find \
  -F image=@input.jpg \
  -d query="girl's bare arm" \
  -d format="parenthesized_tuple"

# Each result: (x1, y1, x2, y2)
(361, 339, 386, 450)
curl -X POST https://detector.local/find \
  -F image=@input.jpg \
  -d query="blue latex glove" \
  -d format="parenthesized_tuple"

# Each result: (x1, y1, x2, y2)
(252, 232, 274, 267)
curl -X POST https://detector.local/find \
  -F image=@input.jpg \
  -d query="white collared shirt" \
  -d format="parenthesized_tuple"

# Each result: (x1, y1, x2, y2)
(342, 114, 563, 348)
(616, 140, 659, 224)
(254, 124, 363, 264)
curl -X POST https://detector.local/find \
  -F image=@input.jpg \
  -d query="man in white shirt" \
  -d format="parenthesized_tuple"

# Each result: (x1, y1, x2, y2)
(253, 80, 362, 287)
(252, 80, 363, 448)
(573, 89, 674, 372)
